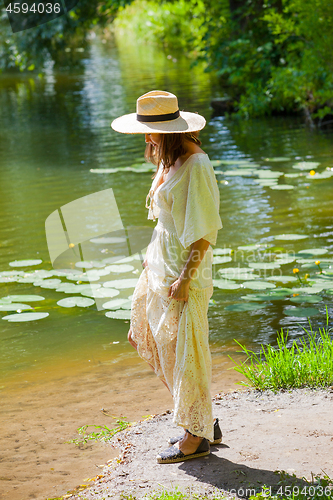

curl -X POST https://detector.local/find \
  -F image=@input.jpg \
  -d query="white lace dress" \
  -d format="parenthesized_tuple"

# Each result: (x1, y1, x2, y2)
(130, 153, 223, 442)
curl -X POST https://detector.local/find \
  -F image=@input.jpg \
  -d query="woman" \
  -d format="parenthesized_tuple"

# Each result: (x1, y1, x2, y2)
(111, 90, 223, 464)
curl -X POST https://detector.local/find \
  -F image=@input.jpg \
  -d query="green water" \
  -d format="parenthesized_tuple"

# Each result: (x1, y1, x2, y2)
(0, 34, 332, 390)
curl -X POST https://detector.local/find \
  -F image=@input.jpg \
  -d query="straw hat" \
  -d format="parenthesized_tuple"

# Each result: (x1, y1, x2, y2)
(111, 90, 206, 134)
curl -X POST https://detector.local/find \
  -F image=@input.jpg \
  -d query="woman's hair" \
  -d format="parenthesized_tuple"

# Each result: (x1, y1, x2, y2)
(145, 132, 202, 178)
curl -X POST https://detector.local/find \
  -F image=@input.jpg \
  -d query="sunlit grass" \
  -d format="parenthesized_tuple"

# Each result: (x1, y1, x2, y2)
(67, 416, 132, 447)
(230, 306, 333, 391)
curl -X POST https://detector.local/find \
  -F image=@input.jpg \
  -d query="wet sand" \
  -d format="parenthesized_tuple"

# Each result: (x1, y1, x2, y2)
(0, 352, 244, 500)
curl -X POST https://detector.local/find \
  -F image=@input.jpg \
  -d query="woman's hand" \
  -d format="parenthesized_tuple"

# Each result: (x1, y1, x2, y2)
(142, 259, 148, 268)
(168, 277, 190, 302)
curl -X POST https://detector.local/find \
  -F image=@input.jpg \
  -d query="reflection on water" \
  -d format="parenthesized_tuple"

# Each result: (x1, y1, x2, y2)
(0, 33, 332, 392)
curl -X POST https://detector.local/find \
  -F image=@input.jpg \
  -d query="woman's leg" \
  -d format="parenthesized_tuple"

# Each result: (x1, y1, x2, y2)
(128, 328, 171, 393)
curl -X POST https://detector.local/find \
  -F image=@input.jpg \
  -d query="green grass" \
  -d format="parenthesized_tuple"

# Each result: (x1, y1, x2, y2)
(230, 306, 333, 391)
(67, 416, 132, 446)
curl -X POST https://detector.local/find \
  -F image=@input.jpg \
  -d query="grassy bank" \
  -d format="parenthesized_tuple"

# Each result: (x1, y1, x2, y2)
(231, 307, 333, 391)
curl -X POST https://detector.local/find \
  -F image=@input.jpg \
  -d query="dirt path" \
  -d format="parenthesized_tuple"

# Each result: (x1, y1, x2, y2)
(70, 388, 333, 499)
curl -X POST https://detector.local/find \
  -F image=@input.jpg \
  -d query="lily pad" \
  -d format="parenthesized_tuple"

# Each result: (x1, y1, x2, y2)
(274, 234, 308, 241)
(0, 297, 12, 304)
(220, 159, 252, 165)
(213, 248, 233, 255)
(265, 157, 291, 162)
(241, 293, 288, 302)
(223, 169, 255, 176)
(292, 161, 320, 170)
(2, 312, 49, 322)
(34, 279, 62, 289)
(258, 171, 283, 178)
(103, 279, 139, 289)
(269, 184, 294, 190)
(102, 298, 132, 310)
(55, 284, 79, 293)
(242, 281, 276, 290)
(213, 256, 232, 265)
(254, 179, 278, 186)
(298, 248, 328, 256)
(105, 310, 131, 320)
(9, 259, 43, 267)
(237, 244, 261, 251)
(219, 267, 254, 275)
(90, 168, 122, 174)
(225, 303, 265, 312)
(308, 280, 333, 289)
(230, 273, 260, 281)
(284, 307, 320, 317)
(75, 261, 95, 269)
(277, 258, 296, 265)
(4, 295, 45, 302)
(81, 288, 120, 299)
(57, 297, 95, 308)
(17, 276, 42, 283)
(291, 287, 323, 294)
(250, 263, 281, 270)
(284, 173, 300, 178)
(266, 275, 298, 282)
(90, 236, 127, 244)
(213, 280, 241, 290)
(302, 263, 330, 270)
(33, 270, 55, 279)
(0, 277, 17, 283)
(0, 303, 32, 311)
(0, 270, 25, 277)
(306, 171, 333, 180)
(290, 295, 322, 303)
(104, 264, 135, 273)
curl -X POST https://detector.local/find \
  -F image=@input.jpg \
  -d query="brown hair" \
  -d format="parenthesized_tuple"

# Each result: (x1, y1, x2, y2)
(145, 132, 202, 179)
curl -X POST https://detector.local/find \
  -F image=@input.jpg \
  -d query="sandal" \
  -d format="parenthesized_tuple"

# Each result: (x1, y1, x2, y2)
(157, 437, 210, 464)
(168, 418, 222, 446)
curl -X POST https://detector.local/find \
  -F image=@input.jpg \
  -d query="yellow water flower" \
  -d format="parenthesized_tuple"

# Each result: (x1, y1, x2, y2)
(309, 170, 316, 176)
(305, 274, 309, 279)
(315, 260, 320, 265)
(293, 268, 299, 274)
(293, 293, 299, 297)
(69, 243, 75, 248)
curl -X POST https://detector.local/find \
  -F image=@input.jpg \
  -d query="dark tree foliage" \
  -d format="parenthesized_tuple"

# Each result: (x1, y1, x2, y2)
(0, 0, 132, 72)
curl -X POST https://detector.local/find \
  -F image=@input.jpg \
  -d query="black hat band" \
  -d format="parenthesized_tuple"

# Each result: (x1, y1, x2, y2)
(137, 110, 180, 123)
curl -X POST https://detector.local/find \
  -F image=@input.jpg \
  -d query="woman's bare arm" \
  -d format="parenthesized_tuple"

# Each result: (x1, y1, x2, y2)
(168, 238, 210, 301)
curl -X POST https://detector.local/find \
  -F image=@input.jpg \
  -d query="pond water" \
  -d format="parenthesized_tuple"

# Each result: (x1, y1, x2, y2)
(0, 30, 333, 500)
(0, 33, 333, 394)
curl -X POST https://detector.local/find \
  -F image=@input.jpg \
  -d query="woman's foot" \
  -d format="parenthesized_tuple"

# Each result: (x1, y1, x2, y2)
(168, 418, 222, 446)
(156, 434, 210, 464)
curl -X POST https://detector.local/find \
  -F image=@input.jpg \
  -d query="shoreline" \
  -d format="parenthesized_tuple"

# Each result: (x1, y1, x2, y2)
(69, 387, 333, 500)
(0, 353, 244, 500)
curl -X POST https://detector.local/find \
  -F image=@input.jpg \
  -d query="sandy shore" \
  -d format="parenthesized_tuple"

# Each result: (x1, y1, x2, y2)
(0, 352, 243, 500)
(68, 387, 333, 500)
